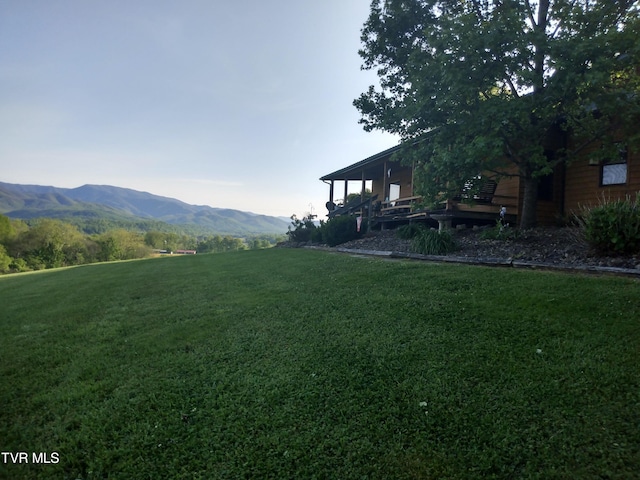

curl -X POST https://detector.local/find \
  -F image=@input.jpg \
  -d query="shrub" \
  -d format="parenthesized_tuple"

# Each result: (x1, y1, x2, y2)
(479, 219, 520, 241)
(0, 244, 11, 273)
(411, 229, 456, 255)
(579, 195, 640, 256)
(396, 223, 426, 240)
(322, 215, 363, 247)
(9, 257, 28, 273)
(287, 214, 318, 243)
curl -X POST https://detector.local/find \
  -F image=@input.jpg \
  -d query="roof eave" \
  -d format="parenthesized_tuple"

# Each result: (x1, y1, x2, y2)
(319, 143, 403, 181)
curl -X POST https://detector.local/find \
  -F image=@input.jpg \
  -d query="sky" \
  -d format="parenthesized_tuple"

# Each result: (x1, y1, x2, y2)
(0, 1, 399, 219)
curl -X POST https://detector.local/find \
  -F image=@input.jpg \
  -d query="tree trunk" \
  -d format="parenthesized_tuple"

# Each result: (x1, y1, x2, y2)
(519, 175, 539, 229)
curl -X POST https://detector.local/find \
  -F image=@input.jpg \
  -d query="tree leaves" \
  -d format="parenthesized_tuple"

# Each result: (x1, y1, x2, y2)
(354, 0, 640, 227)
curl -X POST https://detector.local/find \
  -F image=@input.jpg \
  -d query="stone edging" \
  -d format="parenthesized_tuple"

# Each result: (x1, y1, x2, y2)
(305, 246, 640, 278)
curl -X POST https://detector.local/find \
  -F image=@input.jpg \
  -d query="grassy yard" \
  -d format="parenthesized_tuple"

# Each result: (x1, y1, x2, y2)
(1, 249, 639, 479)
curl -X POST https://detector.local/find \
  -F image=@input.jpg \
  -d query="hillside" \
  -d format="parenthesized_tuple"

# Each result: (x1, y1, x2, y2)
(0, 182, 289, 236)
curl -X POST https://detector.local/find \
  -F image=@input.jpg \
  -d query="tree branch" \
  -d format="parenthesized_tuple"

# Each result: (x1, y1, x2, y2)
(505, 76, 520, 98)
(525, 0, 536, 27)
(470, 0, 485, 22)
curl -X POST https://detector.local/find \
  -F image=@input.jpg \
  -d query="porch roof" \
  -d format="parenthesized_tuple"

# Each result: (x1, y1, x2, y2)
(319, 144, 402, 181)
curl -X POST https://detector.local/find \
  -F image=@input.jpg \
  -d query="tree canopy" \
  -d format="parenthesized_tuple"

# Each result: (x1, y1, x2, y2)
(354, 0, 640, 227)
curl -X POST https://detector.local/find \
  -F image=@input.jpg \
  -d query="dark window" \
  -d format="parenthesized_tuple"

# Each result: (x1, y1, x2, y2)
(538, 173, 554, 201)
(538, 150, 555, 201)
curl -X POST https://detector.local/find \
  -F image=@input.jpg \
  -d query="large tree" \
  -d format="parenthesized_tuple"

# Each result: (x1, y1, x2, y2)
(355, 0, 640, 228)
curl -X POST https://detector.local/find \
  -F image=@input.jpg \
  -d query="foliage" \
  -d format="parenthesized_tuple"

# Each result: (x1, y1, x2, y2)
(0, 214, 13, 243)
(480, 220, 521, 241)
(396, 223, 426, 240)
(246, 234, 285, 250)
(0, 214, 286, 274)
(196, 235, 247, 253)
(321, 215, 363, 247)
(0, 245, 11, 273)
(95, 230, 149, 261)
(411, 228, 456, 255)
(286, 214, 319, 243)
(2, 250, 640, 479)
(144, 231, 197, 251)
(11, 218, 88, 269)
(354, 0, 640, 228)
(345, 189, 373, 204)
(578, 195, 640, 256)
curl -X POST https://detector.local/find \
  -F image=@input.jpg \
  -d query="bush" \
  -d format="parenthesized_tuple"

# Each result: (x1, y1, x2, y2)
(9, 257, 28, 273)
(411, 229, 456, 255)
(396, 223, 426, 240)
(479, 220, 520, 241)
(287, 214, 318, 243)
(579, 195, 640, 256)
(0, 244, 11, 273)
(322, 215, 363, 247)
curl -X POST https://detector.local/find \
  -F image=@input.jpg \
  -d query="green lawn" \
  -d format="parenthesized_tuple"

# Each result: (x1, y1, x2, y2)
(1, 249, 639, 479)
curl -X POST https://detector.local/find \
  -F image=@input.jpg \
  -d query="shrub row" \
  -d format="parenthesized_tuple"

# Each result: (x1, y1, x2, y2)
(290, 194, 640, 258)
(287, 214, 365, 247)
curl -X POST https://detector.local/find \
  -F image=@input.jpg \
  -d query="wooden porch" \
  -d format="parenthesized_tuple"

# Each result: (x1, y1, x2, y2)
(320, 143, 519, 230)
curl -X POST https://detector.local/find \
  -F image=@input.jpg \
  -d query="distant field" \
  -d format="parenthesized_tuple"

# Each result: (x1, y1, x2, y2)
(1, 250, 639, 479)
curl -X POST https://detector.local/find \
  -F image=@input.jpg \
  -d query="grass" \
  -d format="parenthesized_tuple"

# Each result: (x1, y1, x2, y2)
(1, 249, 639, 479)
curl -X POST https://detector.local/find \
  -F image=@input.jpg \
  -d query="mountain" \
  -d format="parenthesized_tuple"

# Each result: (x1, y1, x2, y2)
(0, 182, 290, 236)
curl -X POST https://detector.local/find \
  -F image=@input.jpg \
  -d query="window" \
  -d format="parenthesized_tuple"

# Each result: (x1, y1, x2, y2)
(538, 150, 555, 201)
(389, 183, 401, 202)
(538, 173, 554, 201)
(602, 164, 627, 185)
(601, 145, 628, 186)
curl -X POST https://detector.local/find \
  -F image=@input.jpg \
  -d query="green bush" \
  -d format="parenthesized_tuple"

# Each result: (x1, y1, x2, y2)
(287, 214, 318, 243)
(0, 244, 11, 273)
(579, 195, 640, 255)
(322, 215, 363, 247)
(396, 223, 426, 240)
(411, 229, 456, 255)
(479, 220, 520, 241)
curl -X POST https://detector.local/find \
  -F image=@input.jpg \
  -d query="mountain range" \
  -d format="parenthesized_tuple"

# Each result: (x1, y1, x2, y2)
(0, 182, 290, 236)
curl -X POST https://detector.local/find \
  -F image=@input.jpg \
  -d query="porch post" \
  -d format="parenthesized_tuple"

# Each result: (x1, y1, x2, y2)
(344, 180, 348, 204)
(329, 181, 334, 204)
(361, 171, 366, 201)
(411, 160, 415, 196)
(382, 161, 388, 231)
(383, 161, 388, 201)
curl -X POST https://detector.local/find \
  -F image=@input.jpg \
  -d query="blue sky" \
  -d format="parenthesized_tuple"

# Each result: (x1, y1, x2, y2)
(0, 1, 398, 219)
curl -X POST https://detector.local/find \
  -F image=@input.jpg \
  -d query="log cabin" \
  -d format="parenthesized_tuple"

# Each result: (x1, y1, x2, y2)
(320, 134, 639, 229)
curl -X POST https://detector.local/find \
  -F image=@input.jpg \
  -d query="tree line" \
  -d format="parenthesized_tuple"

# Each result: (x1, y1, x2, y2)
(0, 215, 284, 274)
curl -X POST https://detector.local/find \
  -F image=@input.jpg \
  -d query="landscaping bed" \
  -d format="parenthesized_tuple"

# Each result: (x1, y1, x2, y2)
(323, 227, 640, 271)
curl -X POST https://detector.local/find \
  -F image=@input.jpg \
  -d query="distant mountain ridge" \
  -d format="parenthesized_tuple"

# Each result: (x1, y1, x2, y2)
(0, 182, 289, 236)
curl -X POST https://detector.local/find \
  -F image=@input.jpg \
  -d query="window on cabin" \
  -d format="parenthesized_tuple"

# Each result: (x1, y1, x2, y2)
(601, 145, 628, 186)
(537, 173, 554, 201)
(538, 150, 555, 201)
(389, 184, 400, 202)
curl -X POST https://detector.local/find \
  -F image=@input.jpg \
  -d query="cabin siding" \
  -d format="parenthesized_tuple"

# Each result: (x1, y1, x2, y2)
(371, 162, 414, 201)
(564, 146, 640, 216)
(536, 200, 559, 225)
(493, 175, 520, 209)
